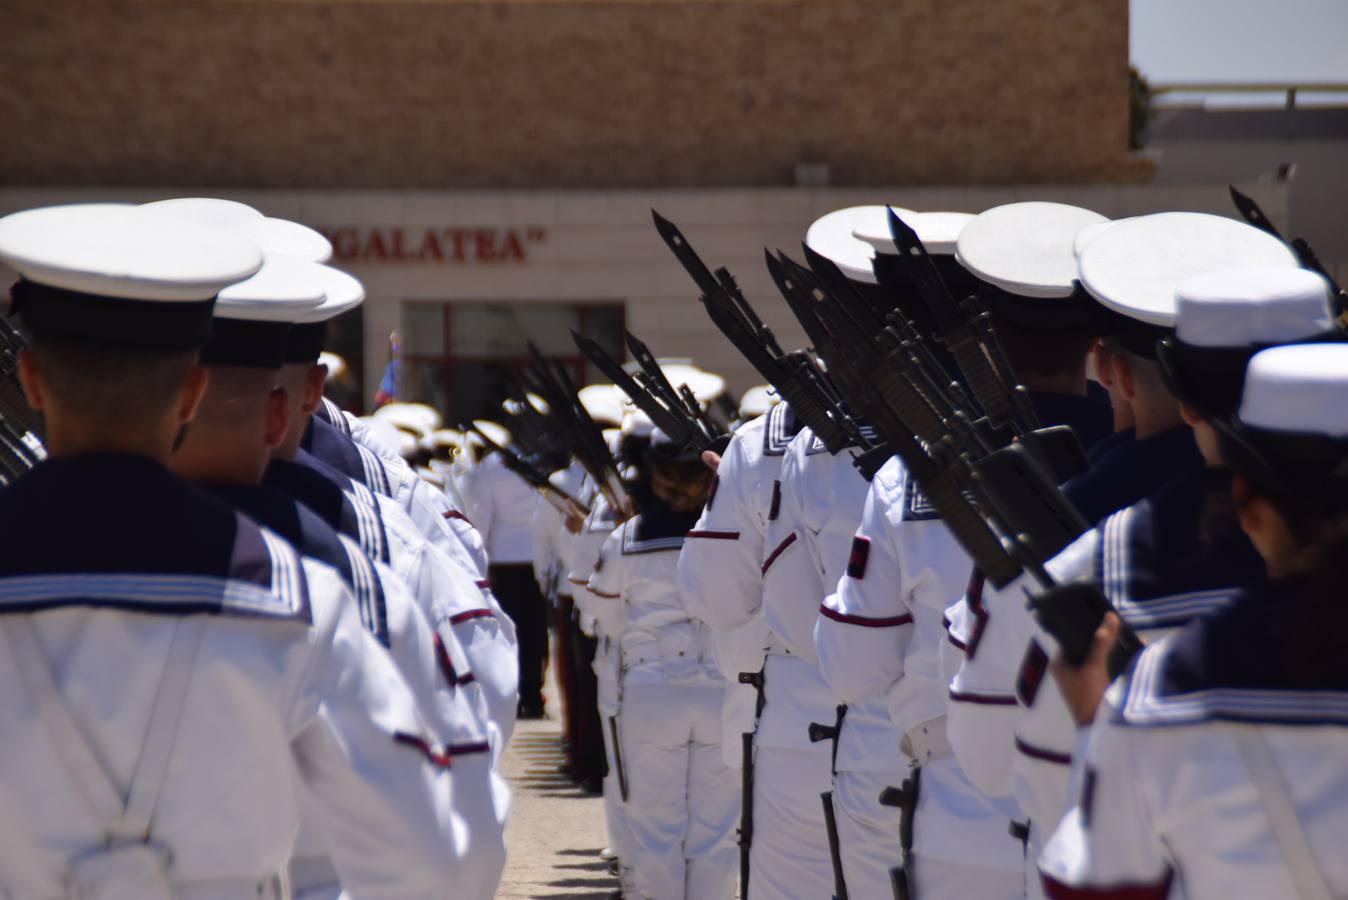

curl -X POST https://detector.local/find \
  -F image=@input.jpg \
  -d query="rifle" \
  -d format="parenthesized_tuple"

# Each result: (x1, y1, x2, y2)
(521, 346, 627, 512)
(652, 211, 867, 456)
(1229, 185, 1347, 312)
(571, 331, 707, 451)
(738, 731, 754, 900)
(463, 422, 590, 516)
(800, 268, 1144, 668)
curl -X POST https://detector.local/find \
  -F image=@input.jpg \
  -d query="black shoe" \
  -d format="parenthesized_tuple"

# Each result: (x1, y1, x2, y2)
(518, 701, 547, 720)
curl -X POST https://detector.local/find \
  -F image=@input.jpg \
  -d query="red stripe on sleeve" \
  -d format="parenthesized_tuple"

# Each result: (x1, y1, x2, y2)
(948, 689, 1019, 706)
(760, 532, 797, 575)
(449, 608, 494, 625)
(443, 510, 475, 526)
(687, 530, 740, 541)
(1040, 872, 1173, 900)
(1015, 736, 1072, 766)
(817, 604, 914, 628)
(394, 732, 453, 768)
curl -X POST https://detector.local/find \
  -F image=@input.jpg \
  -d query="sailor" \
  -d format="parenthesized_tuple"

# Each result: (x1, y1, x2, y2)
(261, 268, 521, 757)
(679, 392, 801, 898)
(1040, 340, 1348, 900)
(808, 206, 1040, 900)
(143, 199, 493, 581)
(0, 203, 462, 897)
(163, 251, 508, 899)
(532, 408, 601, 790)
(588, 428, 739, 900)
(460, 418, 550, 718)
(944, 212, 1305, 897)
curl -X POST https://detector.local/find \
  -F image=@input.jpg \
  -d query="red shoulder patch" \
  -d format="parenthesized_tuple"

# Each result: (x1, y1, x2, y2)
(846, 536, 871, 579)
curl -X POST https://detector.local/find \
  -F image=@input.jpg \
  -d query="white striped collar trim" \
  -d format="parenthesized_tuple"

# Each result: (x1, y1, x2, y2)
(1120, 637, 1348, 727)
(0, 527, 308, 621)
(620, 521, 685, 555)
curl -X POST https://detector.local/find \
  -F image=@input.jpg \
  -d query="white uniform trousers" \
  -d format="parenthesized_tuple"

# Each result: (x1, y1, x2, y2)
(913, 856, 1027, 900)
(834, 767, 907, 899)
(748, 742, 835, 900)
(600, 704, 637, 894)
(621, 682, 739, 900)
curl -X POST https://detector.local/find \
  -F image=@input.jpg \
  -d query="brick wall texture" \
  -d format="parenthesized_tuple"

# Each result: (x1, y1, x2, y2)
(1, 0, 1147, 189)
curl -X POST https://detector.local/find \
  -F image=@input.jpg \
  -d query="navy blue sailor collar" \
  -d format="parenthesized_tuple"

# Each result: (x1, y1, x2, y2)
(1063, 424, 1202, 527)
(1117, 578, 1348, 727)
(1095, 466, 1266, 631)
(205, 480, 391, 646)
(302, 413, 371, 489)
(0, 454, 307, 621)
(1029, 385, 1114, 455)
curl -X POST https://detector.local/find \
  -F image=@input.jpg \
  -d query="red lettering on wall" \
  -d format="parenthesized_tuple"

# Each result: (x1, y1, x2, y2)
(317, 226, 545, 264)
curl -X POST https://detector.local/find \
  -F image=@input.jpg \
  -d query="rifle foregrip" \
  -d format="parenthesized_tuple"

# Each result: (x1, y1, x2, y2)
(871, 364, 947, 446)
(949, 338, 1013, 425)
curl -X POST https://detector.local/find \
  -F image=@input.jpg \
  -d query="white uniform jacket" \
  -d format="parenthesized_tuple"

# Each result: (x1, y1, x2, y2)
(0, 456, 463, 899)
(312, 400, 490, 579)
(459, 451, 539, 565)
(203, 481, 507, 900)
(533, 462, 588, 600)
(818, 455, 1022, 868)
(589, 515, 723, 691)
(1040, 582, 1348, 900)
(267, 454, 520, 757)
(764, 427, 872, 757)
(956, 465, 1260, 880)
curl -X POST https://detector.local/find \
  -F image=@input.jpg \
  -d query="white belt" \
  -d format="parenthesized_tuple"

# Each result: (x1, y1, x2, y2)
(175, 876, 285, 900)
(900, 716, 953, 765)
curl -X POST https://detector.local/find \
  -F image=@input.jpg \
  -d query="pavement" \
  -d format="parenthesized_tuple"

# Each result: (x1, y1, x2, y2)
(496, 677, 617, 899)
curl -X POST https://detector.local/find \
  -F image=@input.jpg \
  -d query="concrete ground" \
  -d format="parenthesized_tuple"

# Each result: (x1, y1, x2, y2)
(497, 676, 617, 899)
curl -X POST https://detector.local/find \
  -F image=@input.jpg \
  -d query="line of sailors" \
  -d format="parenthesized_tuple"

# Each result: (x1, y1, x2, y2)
(0, 200, 521, 899)
(540, 200, 1348, 900)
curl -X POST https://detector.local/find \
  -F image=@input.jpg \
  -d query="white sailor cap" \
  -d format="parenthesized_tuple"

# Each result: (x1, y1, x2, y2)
(420, 428, 463, 456)
(853, 210, 974, 257)
(1215, 343, 1348, 512)
(1239, 343, 1348, 438)
(805, 206, 915, 284)
(1078, 213, 1300, 331)
(0, 203, 262, 349)
(416, 466, 446, 489)
(957, 202, 1110, 299)
(139, 197, 265, 227)
(284, 265, 365, 363)
(374, 401, 442, 436)
(660, 364, 726, 405)
(318, 351, 348, 380)
(360, 415, 408, 459)
(738, 384, 779, 419)
(1073, 218, 1125, 260)
(526, 392, 550, 415)
(602, 426, 622, 456)
(1157, 268, 1339, 418)
(471, 419, 513, 449)
(579, 384, 625, 428)
(236, 217, 332, 264)
(142, 199, 332, 264)
(203, 254, 328, 368)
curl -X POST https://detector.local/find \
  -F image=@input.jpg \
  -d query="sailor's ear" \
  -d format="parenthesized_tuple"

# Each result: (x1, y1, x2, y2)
(299, 363, 326, 416)
(176, 364, 210, 426)
(15, 348, 43, 411)
(263, 386, 291, 449)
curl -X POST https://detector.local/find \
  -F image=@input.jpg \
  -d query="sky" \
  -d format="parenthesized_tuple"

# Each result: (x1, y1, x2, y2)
(1131, 0, 1348, 85)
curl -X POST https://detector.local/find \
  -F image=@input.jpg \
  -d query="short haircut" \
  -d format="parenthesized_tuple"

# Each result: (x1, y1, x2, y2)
(193, 365, 278, 429)
(24, 326, 198, 430)
(991, 316, 1094, 381)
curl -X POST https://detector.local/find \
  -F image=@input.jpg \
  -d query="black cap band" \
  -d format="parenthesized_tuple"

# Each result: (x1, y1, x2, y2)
(977, 281, 1101, 335)
(284, 322, 327, 364)
(201, 318, 293, 369)
(12, 279, 216, 350)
